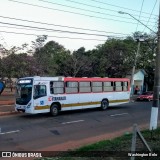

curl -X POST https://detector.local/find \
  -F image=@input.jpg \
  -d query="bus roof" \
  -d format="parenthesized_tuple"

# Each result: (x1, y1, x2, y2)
(64, 77, 129, 82)
(19, 76, 129, 82)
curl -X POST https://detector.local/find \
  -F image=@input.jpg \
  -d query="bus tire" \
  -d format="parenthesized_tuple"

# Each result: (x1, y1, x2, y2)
(50, 104, 59, 116)
(101, 99, 109, 110)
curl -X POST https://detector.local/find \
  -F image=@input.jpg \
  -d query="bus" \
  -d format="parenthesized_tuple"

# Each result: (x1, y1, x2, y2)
(15, 76, 130, 116)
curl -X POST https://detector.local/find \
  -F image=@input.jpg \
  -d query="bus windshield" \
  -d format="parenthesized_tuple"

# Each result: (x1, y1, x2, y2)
(16, 84, 32, 105)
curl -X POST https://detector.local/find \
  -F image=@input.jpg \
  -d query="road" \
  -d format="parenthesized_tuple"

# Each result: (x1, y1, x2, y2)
(0, 101, 159, 152)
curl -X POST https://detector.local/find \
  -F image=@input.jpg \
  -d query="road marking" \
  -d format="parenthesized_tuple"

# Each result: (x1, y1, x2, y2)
(0, 130, 20, 135)
(62, 120, 84, 124)
(110, 113, 129, 117)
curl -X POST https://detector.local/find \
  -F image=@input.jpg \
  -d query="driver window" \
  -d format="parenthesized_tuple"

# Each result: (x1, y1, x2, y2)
(34, 85, 46, 98)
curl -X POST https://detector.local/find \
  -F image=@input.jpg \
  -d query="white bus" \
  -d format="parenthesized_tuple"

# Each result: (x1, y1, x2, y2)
(15, 76, 130, 116)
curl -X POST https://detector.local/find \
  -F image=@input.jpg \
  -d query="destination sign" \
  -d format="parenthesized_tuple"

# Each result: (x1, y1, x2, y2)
(18, 79, 32, 84)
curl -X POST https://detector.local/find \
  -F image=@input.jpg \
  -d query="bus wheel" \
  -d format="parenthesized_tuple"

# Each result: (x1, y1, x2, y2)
(101, 99, 108, 110)
(50, 104, 59, 116)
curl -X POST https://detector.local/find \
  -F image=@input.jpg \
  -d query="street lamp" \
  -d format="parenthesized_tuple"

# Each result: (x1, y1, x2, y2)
(118, 10, 159, 130)
(119, 13, 145, 96)
(118, 11, 156, 34)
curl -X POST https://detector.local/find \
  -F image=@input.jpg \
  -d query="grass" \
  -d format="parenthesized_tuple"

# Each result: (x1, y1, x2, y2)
(39, 127, 160, 160)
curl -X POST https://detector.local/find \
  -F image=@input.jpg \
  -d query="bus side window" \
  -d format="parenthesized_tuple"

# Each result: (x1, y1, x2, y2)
(92, 82, 102, 92)
(79, 82, 91, 93)
(115, 82, 122, 91)
(103, 82, 114, 92)
(50, 82, 54, 94)
(123, 82, 128, 91)
(34, 85, 46, 99)
(50, 81, 64, 94)
(65, 81, 78, 93)
(40, 88, 46, 96)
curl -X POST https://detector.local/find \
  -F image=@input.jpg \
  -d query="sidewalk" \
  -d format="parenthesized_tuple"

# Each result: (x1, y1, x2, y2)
(0, 88, 15, 104)
(0, 88, 19, 116)
(1, 88, 15, 96)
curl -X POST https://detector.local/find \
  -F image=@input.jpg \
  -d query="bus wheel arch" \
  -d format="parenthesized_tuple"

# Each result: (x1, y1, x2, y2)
(101, 99, 109, 110)
(50, 102, 61, 116)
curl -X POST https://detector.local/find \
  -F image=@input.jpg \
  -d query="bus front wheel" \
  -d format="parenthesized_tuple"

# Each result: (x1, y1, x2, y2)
(101, 99, 108, 110)
(50, 104, 59, 116)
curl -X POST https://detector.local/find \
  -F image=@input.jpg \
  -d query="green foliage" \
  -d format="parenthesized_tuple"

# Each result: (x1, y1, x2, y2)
(0, 33, 156, 88)
(33, 40, 70, 76)
(90, 37, 137, 77)
(1, 53, 43, 78)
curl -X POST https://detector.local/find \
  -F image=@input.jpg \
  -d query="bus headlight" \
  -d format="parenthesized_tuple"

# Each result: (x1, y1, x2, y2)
(26, 102, 31, 108)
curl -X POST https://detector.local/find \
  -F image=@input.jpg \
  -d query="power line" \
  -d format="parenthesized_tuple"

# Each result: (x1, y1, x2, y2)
(143, 0, 158, 32)
(0, 15, 130, 36)
(89, 0, 158, 17)
(135, 0, 144, 31)
(0, 24, 131, 38)
(58, 0, 157, 21)
(119, 11, 156, 34)
(151, 22, 158, 33)
(39, 0, 156, 24)
(7, 0, 156, 26)
(0, 21, 130, 38)
(0, 30, 126, 41)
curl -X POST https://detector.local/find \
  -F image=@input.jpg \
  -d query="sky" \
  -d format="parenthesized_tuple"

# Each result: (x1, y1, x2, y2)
(0, 0, 159, 52)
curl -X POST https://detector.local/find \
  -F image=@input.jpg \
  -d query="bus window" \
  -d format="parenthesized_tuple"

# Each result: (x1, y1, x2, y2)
(34, 85, 46, 99)
(16, 84, 32, 105)
(92, 82, 102, 92)
(103, 82, 114, 92)
(50, 81, 64, 94)
(115, 82, 122, 91)
(65, 81, 78, 93)
(50, 81, 54, 94)
(79, 82, 91, 93)
(123, 82, 128, 91)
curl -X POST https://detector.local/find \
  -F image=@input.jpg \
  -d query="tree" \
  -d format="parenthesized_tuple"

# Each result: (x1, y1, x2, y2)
(65, 47, 92, 77)
(0, 32, 156, 86)
(1, 53, 43, 78)
(31, 35, 47, 52)
(33, 40, 70, 76)
(92, 38, 137, 77)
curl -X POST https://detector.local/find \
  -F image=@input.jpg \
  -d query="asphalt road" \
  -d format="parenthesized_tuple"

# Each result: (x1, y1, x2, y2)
(0, 101, 159, 152)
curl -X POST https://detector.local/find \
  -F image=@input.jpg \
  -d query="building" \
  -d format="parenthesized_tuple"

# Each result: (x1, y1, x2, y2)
(126, 69, 147, 95)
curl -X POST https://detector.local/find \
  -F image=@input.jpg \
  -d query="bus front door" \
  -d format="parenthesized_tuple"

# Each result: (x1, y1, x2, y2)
(33, 84, 49, 113)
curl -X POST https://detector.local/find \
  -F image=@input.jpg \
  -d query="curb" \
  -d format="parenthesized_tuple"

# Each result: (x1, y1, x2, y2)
(0, 111, 21, 116)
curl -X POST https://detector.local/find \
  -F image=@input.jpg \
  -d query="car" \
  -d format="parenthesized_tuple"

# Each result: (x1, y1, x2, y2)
(137, 91, 153, 101)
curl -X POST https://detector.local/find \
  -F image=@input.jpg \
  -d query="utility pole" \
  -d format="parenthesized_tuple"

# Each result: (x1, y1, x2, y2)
(150, 2, 160, 130)
(118, 9, 159, 130)
(130, 40, 141, 96)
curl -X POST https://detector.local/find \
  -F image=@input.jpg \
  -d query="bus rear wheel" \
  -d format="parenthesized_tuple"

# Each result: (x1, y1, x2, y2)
(50, 104, 59, 116)
(101, 99, 108, 110)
